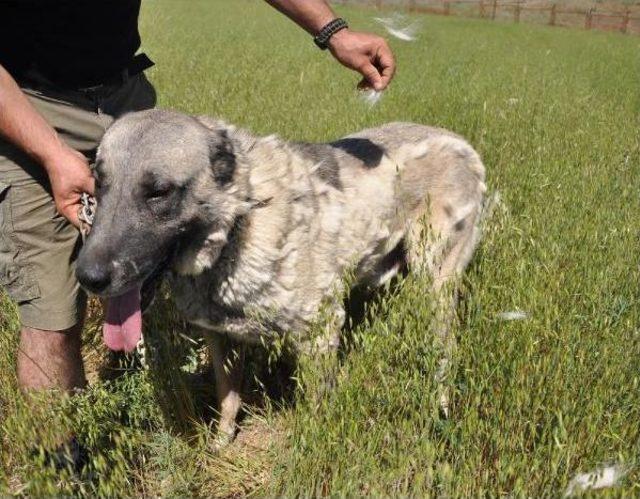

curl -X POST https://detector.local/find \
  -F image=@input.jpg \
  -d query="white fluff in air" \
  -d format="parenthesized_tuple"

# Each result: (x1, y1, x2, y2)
(564, 465, 629, 496)
(497, 310, 529, 321)
(360, 89, 383, 107)
(374, 14, 420, 41)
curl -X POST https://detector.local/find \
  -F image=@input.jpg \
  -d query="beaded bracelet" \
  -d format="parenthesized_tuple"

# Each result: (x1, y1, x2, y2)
(313, 18, 349, 50)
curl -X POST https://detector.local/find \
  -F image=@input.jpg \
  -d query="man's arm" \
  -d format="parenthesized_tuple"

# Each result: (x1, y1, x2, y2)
(0, 64, 93, 227)
(264, 0, 395, 91)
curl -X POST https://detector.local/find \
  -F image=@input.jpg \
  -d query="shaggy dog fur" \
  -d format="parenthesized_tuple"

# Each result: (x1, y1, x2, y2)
(76, 109, 486, 444)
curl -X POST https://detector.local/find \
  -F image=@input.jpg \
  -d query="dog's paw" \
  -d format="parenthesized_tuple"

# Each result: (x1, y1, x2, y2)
(211, 428, 236, 452)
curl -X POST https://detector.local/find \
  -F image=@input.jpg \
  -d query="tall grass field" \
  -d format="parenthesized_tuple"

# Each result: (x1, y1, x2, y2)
(1, 0, 639, 495)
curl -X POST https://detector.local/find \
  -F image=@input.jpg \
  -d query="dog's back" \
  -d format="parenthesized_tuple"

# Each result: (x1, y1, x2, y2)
(171, 121, 486, 346)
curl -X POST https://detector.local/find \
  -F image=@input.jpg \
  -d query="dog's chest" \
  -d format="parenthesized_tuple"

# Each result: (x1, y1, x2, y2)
(168, 253, 305, 339)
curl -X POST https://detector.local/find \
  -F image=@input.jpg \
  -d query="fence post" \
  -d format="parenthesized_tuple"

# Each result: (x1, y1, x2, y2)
(585, 8, 593, 30)
(514, 1, 521, 23)
(492, 0, 497, 19)
(621, 8, 630, 33)
(480, 0, 485, 18)
(549, 3, 556, 25)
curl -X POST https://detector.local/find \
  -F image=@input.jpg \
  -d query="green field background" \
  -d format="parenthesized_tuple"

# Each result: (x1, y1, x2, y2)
(1, 0, 639, 495)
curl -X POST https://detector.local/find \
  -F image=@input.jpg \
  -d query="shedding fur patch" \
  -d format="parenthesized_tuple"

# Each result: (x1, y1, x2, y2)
(452, 201, 477, 226)
(564, 465, 630, 496)
(496, 310, 529, 321)
(396, 139, 431, 164)
(174, 229, 228, 276)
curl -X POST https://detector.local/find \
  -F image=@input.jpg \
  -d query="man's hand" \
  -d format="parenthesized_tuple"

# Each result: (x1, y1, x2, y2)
(263, 1, 396, 91)
(328, 29, 395, 91)
(43, 146, 95, 228)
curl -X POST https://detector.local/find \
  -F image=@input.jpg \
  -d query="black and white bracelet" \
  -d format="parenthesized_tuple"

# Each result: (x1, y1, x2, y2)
(313, 18, 349, 50)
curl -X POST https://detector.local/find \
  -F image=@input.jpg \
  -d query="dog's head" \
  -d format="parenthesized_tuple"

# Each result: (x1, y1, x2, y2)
(76, 109, 242, 350)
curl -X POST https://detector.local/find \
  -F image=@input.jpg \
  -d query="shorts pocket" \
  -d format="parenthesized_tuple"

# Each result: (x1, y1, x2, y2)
(0, 181, 13, 284)
(0, 181, 40, 302)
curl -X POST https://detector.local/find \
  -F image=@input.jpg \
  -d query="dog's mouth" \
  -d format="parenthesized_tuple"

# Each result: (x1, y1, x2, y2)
(100, 251, 174, 352)
(104, 286, 143, 352)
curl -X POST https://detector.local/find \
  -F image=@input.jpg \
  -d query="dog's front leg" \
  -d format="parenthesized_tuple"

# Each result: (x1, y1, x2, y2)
(298, 306, 344, 400)
(206, 333, 245, 449)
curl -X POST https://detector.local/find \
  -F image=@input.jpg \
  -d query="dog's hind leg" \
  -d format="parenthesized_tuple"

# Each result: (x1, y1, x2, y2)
(401, 137, 485, 416)
(407, 196, 482, 417)
(206, 333, 245, 449)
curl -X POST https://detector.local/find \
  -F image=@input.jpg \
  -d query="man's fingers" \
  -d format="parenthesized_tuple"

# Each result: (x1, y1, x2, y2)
(57, 202, 82, 229)
(69, 214, 81, 229)
(84, 175, 96, 196)
(375, 44, 396, 89)
(357, 79, 373, 90)
(360, 41, 395, 91)
(327, 30, 397, 91)
(360, 62, 384, 91)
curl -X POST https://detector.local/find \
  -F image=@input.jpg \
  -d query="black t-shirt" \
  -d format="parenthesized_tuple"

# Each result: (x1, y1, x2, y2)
(0, 1, 142, 88)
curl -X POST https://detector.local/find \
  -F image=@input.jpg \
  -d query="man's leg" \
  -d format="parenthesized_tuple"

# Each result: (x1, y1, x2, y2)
(17, 325, 89, 472)
(17, 324, 86, 392)
(0, 159, 88, 394)
(0, 150, 89, 469)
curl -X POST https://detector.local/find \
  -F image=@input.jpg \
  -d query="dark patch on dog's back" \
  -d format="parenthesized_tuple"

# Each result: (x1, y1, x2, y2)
(331, 138, 386, 169)
(294, 142, 342, 190)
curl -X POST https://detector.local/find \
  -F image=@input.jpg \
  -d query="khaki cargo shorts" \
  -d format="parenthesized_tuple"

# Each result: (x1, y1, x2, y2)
(0, 73, 156, 331)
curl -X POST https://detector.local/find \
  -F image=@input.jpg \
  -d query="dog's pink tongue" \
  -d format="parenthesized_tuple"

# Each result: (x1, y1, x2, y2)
(103, 288, 142, 352)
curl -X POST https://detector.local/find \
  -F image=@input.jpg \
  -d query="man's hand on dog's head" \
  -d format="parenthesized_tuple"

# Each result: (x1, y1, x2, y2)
(43, 145, 95, 229)
(328, 29, 396, 91)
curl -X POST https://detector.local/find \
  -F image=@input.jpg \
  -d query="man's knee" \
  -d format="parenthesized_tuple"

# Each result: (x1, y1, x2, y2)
(18, 322, 86, 392)
(21, 322, 83, 346)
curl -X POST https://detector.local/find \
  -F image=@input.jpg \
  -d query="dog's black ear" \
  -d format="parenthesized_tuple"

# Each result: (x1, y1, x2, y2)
(208, 130, 236, 187)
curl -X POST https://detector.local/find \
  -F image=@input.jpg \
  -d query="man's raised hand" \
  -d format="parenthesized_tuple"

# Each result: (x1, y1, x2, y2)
(328, 29, 396, 91)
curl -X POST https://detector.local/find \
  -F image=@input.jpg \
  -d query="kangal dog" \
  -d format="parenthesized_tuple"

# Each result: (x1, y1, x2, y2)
(76, 109, 486, 445)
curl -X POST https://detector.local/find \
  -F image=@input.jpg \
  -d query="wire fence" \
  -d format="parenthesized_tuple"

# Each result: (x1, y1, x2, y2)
(337, 0, 640, 35)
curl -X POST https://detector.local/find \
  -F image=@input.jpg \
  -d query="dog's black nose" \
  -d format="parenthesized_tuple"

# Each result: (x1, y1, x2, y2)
(76, 263, 111, 293)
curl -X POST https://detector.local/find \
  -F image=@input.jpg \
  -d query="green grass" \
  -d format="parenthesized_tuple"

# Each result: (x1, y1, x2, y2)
(1, 0, 639, 495)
